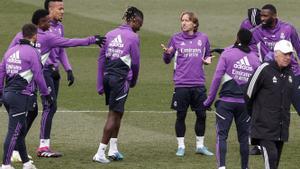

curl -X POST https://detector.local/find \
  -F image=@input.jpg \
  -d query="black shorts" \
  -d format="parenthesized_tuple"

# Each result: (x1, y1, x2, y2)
(104, 75, 129, 113)
(3, 91, 29, 115)
(171, 86, 207, 112)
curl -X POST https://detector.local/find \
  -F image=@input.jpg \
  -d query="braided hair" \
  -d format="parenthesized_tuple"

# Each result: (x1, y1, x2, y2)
(122, 6, 143, 22)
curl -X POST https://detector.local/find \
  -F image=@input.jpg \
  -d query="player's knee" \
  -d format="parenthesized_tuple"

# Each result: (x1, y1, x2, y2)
(196, 110, 206, 120)
(176, 111, 187, 121)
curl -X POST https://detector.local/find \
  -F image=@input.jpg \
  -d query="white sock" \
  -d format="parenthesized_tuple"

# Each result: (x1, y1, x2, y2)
(96, 143, 107, 157)
(39, 139, 50, 148)
(2, 164, 12, 168)
(177, 137, 185, 149)
(196, 136, 204, 148)
(108, 138, 118, 155)
(219, 166, 226, 169)
(23, 160, 32, 167)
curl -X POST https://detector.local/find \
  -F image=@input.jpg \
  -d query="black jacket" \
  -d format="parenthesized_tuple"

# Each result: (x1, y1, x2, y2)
(245, 61, 294, 143)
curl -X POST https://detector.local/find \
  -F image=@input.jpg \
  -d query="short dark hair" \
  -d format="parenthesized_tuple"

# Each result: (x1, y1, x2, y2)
(44, 0, 63, 10)
(31, 9, 49, 25)
(238, 28, 252, 46)
(22, 23, 37, 38)
(123, 6, 144, 22)
(262, 4, 277, 14)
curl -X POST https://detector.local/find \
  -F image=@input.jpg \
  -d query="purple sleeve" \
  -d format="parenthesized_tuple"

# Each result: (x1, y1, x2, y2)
(204, 38, 211, 58)
(58, 48, 72, 71)
(290, 26, 300, 59)
(31, 52, 49, 96)
(130, 38, 141, 87)
(163, 37, 176, 64)
(204, 54, 227, 107)
(0, 60, 6, 93)
(8, 33, 21, 49)
(48, 34, 96, 48)
(97, 45, 106, 93)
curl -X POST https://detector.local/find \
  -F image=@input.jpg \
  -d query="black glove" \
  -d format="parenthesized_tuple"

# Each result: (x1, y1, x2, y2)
(44, 95, 53, 106)
(51, 69, 61, 80)
(210, 48, 224, 54)
(94, 35, 106, 47)
(67, 70, 75, 86)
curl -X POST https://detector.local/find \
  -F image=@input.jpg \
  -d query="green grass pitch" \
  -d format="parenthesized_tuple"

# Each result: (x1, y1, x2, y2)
(0, 0, 300, 168)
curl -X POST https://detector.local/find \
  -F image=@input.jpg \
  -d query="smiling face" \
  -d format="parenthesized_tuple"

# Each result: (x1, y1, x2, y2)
(49, 1, 64, 21)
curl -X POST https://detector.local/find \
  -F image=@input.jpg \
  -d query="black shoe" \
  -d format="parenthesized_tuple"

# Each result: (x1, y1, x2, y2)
(249, 146, 262, 155)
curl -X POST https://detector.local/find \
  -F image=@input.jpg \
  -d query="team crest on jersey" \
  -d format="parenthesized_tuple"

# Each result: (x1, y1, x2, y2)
(289, 76, 292, 83)
(197, 40, 202, 47)
(280, 32, 285, 39)
(273, 76, 277, 83)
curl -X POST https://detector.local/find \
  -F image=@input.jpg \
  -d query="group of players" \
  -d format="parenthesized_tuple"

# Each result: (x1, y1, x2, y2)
(0, 1, 299, 169)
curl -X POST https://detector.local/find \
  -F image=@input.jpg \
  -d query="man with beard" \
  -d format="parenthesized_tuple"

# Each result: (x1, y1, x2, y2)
(249, 4, 300, 155)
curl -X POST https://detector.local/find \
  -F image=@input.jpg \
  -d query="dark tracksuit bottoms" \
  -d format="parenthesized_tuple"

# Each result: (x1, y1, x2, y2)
(260, 140, 284, 169)
(2, 91, 30, 165)
(215, 101, 250, 169)
(40, 67, 59, 139)
(292, 75, 300, 115)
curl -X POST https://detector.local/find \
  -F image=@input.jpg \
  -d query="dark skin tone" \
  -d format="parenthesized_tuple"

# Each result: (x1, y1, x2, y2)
(101, 16, 143, 145)
(260, 9, 277, 29)
(38, 15, 51, 31)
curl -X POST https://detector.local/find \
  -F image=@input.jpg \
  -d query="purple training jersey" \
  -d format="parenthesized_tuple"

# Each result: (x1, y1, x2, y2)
(240, 19, 256, 30)
(46, 20, 72, 71)
(163, 32, 211, 87)
(204, 46, 260, 107)
(97, 24, 141, 93)
(0, 42, 49, 96)
(8, 28, 96, 66)
(251, 19, 300, 75)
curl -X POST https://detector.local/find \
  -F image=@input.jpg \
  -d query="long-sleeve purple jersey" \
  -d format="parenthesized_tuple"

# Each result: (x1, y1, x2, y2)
(0, 42, 49, 96)
(251, 19, 300, 75)
(97, 24, 140, 93)
(163, 32, 211, 87)
(47, 20, 72, 71)
(240, 19, 255, 30)
(8, 28, 96, 66)
(204, 46, 260, 107)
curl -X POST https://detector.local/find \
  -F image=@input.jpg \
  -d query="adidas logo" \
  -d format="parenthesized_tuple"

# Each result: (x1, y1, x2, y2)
(109, 34, 124, 48)
(233, 56, 253, 71)
(7, 50, 21, 64)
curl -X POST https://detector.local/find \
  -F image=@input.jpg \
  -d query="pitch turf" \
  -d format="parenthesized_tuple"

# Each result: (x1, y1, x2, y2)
(0, 0, 300, 168)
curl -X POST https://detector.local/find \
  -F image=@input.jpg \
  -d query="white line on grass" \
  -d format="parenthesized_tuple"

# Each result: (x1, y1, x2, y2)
(33, 110, 300, 114)
(0, 110, 298, 114)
